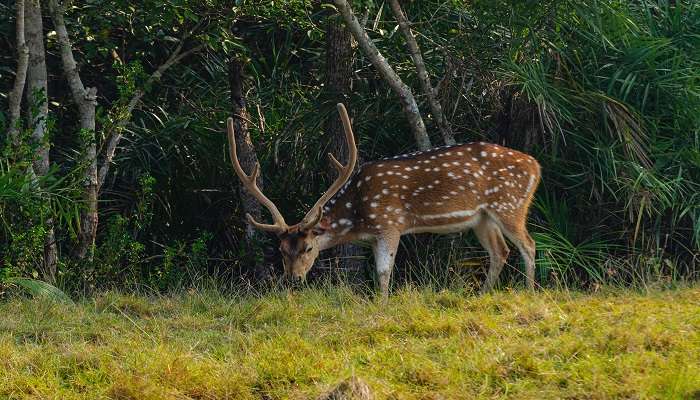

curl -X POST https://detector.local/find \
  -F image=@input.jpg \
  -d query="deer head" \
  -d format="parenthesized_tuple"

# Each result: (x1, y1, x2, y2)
(227, 103, 357, 280)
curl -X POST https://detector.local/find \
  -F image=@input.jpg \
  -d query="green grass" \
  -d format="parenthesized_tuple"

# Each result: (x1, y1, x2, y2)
(0, 286, 699, 399)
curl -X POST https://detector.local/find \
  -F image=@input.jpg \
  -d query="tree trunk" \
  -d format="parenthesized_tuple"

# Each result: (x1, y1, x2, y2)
(388, 0, 454, 146)
(25, 0, 58, 283)
(25, 0, 48, 177)
(228, 56, 269, 281)
(333, 0, 431, 151)
(48, 0, 98, 261)
(7, 0, 28, 144)
(324, 9, 366, 282)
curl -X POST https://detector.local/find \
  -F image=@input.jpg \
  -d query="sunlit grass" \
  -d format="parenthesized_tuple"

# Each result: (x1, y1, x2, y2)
(0, 286, 699, 399)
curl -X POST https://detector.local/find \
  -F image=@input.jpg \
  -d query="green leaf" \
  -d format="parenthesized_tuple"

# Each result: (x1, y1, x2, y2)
(5, 278, 74, 304)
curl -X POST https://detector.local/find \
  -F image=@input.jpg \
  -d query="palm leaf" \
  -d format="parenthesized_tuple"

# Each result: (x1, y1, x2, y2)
(4, 278, 74, 304)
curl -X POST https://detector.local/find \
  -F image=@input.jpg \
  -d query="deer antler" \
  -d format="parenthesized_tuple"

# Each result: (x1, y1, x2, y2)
(227, 117, 288, 234)
(300, 103, 358, 229)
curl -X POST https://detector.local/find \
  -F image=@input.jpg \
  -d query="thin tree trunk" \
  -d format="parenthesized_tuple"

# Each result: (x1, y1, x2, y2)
(25, 0, 48, 177)
(7, 0, 28, 144)
(48, 0, 98, 261)
(388, 0, 454, 146)
(333, 0, 431, 150)
(25, 0, 58, 283)
(228, 57, 263, 240)
(228, 56, 269, 281)
(324, 9, 366, 282)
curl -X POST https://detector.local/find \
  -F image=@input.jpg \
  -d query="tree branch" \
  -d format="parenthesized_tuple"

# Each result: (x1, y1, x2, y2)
(333, 0, 431, 150)
(388, 0, 454, 145)
(7, 0, 29, 143)
(48, 0, 97, 116)
(97, 42, 204, 189)
(48, 0, 100, 260)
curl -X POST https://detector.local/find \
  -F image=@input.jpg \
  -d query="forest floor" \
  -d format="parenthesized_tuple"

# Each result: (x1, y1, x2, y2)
(0, 285, 699, 399)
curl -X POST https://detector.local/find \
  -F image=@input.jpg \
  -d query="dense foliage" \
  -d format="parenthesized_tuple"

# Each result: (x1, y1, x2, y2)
(1, 0, 698, 293)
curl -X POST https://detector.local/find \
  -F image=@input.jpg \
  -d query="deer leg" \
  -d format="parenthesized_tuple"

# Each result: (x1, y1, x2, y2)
(373, 234, 400, 300)
(500, 225, 537, 290)
(474, 218, 510, 294)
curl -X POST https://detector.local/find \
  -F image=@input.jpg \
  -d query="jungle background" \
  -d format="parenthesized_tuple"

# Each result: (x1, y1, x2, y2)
(1, 0, 699, 296)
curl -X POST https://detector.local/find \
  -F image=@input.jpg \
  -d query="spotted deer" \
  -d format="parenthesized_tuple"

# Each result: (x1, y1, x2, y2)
(227, 104, 541, 297)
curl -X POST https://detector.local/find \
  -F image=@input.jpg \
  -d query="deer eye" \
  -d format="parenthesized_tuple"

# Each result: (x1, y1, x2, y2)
(304, 246, 313, 253)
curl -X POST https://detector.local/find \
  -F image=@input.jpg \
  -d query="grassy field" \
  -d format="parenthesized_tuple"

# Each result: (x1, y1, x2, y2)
(0, 285, 699, 399)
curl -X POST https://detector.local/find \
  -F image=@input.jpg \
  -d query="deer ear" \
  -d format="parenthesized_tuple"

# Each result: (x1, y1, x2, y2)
(312, 217, 331, 235)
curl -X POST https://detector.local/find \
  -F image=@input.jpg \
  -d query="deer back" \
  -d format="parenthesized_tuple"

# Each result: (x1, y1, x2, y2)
(321, 142, 541, 238)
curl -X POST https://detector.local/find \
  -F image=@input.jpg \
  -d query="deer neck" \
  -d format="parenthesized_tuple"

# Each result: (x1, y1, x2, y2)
(316, 201, 366, 250)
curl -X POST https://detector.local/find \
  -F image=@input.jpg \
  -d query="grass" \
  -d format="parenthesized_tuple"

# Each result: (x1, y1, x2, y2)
(0, 285, 699, 399)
